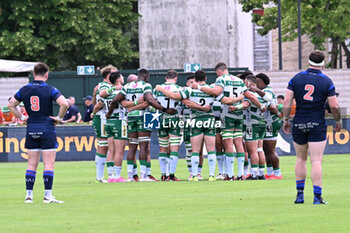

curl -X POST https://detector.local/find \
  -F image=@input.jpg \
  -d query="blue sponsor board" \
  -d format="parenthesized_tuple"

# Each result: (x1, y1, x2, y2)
(0, 119, 349, 162)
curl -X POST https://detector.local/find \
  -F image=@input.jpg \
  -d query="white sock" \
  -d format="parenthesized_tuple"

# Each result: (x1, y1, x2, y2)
(267, 166, 273, 176)
(208, 153, 216, 176)
(166, 157, 170, 176)
(191, 155, 199, 176)
(95, 155, 106, 180)
(159, 157, 168, 175)
(107, 162, 114, 178)
(244, 166, 249, 176)
(216, 154, 224, 174)
(169, 155, 179, 175)
(146, 167, 151, 176)
(223, 155, 227, 174)
(44, 190, 52, 198)
(251, 167, 258, 178)
(259, 167, 265, 176)
(133, 167, 138, 176)
(114, 166, 122, 179)
(140, 165, 147, 179)
(26, 190, 33, 199)
(274, 168, 281, 176)
(127, 164, 134, 178)
(225, 155, 235, 178)
(237, 157, 244, 177)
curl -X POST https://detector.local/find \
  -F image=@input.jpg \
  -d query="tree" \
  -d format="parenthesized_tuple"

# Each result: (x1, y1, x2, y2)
(0, 0, 139, 71)
(239, 0, 350, 68)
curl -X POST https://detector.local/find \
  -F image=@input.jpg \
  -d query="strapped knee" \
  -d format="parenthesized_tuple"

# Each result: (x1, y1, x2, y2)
(129, 138, 139, 145)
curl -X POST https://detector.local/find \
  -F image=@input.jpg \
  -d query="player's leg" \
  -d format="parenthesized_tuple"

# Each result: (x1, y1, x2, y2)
(263, 140, 274, 178)
(197, 141, 204, 180)
(138, 130, 151, 180)
(25, 150, 40, 203)
(93, 115, 108, 182)
(309, 140, 327, 204)
(158, 135, 170, 181)
(42, 150, 63, 203)
(204, 127, 216, 181)
(146, 142, 158, 181)
(257, 139, 266, 180)
(215, 130, 225, 180)
(190, 133, 204, 181)
(222, 130, 235, 180)
(245, 140, 259, 180)
(293, 141, 308, 204)
(169, 134, 181, 181)
(127, 131, 138, 182)
(243, 141, 250, 178)
(106, 137, 116, 182)
(111, 119, 128, 182)
(232, 129, 245, 180)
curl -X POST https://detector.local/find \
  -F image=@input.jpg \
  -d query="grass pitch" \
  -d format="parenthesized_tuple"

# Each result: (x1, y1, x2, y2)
(0, 154, 350, 233)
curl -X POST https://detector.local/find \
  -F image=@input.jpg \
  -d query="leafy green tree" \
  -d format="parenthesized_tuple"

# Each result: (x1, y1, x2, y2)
(239, 0, 350, 68)
(0, 0, 139, 71)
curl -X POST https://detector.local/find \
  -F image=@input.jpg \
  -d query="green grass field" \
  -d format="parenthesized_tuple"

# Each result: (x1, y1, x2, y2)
(1, 154, 350, 233)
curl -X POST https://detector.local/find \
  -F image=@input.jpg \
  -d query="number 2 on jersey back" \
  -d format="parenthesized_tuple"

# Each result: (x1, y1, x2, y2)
(30, 96, 40, 111)
(303, 84, 314, 101)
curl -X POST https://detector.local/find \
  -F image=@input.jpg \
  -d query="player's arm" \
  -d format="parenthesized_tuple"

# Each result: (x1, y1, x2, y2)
(282, 89, 294, 134)
(229, 100, 250, 112)
(155, 85, 182, 100)
(7, 97, 25, 121)
(120, 100, 136, 108)
(51, 95, 69, 123)
(268, 104, 279, 115)
(106, 92, 125, 118)
(99, 86, 115, 98)
(144, 92, 168, 112)
(328, 95, 342, 132)
(92, 85, 98, 106)
(249, 86, 272, 102)
(244, 90, 264, 110)
(220, 94, 244, 105)
(193, 83, 223, 96)
(128, 102, 149, 112)
(181, 99, 210, 112)
(93, 101, 104, 114)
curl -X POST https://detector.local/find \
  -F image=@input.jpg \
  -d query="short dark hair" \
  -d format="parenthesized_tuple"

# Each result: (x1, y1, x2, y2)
(214, 62, 227, 71)
(33, 63, 49, 76)
(194, 70, 206, 82)
(166, 70, 178, 79)
(245, 74, 256, 84)
(237, 71, 253, 81)
(277, 95, 284, 100)
(101, 65, 117, 79)
(256, 73, 270, 85)
(109, 71, 121, 84)
(187, 75, 195, 81)
(138, 68, 149, 80)
(309, 50, 325, 64)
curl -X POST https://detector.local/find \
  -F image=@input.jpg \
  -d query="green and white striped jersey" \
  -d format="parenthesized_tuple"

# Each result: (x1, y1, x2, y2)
(100, 89, 126, 120)
(153, 83, 182, 118)
(181, 87, 191, 120)
(180, 84, 223, 119)
(243, 91, 269, 125)
(215, 74, 248, 119)
(96, 81, 112, 116)
(262, 86, 279, 124)
(120, 80, 152, 117)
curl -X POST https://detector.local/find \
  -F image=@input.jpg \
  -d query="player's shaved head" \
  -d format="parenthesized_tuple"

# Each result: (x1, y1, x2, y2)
(215, 62, 228, 71)
(245, 74, 256, 84)
(127, 74, 138, 83)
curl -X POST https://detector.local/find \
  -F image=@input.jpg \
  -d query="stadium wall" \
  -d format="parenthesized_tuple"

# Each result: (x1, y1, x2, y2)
(0, 119, 349, 162)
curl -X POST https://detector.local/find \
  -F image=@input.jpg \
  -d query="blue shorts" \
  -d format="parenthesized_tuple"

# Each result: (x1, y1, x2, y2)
(292, 122, 327, 145)
(25, 125, 58, 150)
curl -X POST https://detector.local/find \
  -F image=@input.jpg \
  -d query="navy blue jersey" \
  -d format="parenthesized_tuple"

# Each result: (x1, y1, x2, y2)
(63, 105, 79, 121)
(287, 68, 336, 124)
(83, 104, 93, 122)
(14, 80, 62, 125)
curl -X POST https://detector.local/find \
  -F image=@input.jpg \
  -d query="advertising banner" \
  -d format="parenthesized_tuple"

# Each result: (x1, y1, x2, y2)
(0, 119, 349, 162)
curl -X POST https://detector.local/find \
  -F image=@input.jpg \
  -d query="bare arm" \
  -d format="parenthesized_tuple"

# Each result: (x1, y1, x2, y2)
(199, 85, 223, 96)
(144, 92, 167, 111)
(328, 95, 342, 132)
(220, 94, 244, 105)
(77, 112, 82, 123)
(155, 85, 182, 100)
(181, 99, 210, 112)
(282, 89, 294, 120)
(92, 85, 98, 106)
(7, 97, 23, 119)
(268, 104, 279, 115)
(244, 90, 262, 109)
(93, 101, 104, 114)
(106, 92, 125, 118)
(128, 102, 149, 112)
(50, 95, 69, 123)
(120, 100, 135, 108)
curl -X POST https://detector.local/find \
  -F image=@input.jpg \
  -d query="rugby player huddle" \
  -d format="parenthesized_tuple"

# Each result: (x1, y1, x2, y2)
(91, 62, 282, 183)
